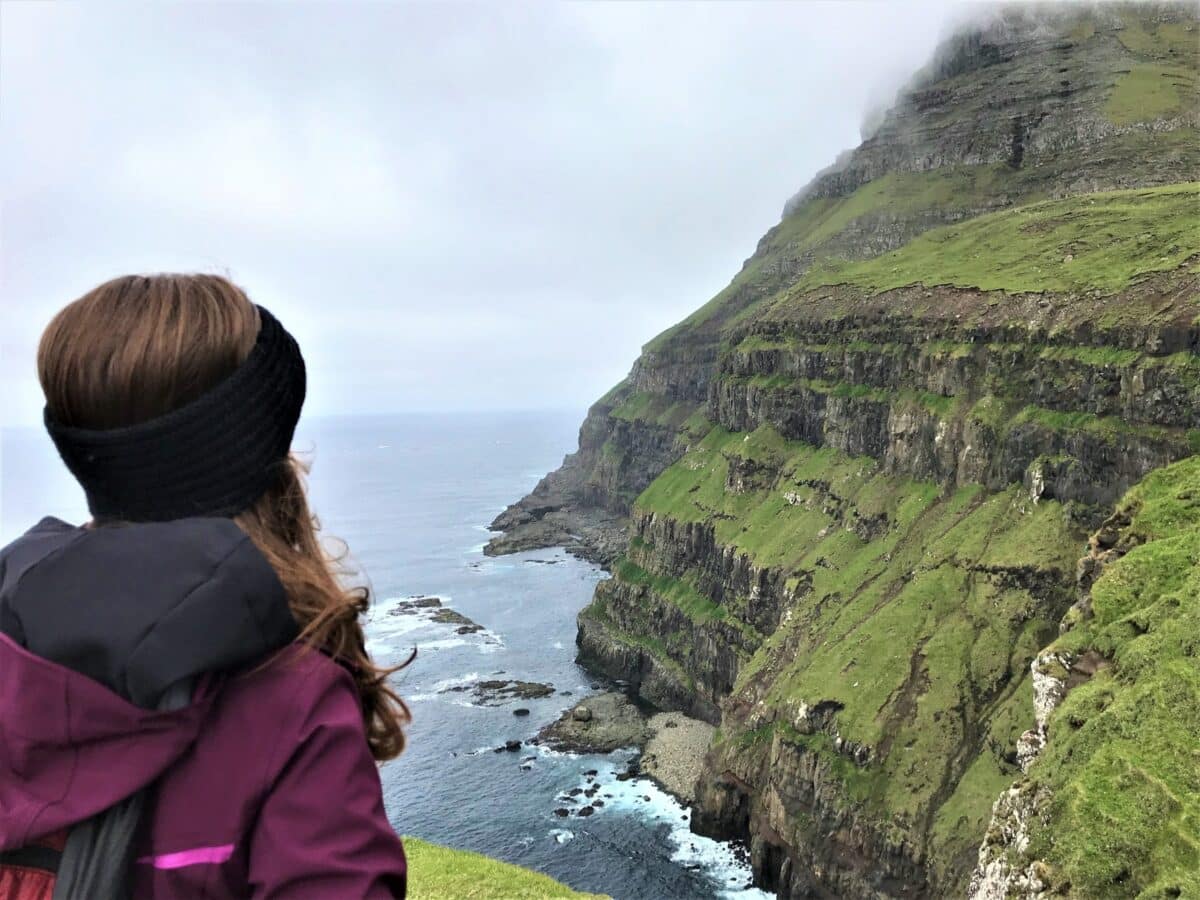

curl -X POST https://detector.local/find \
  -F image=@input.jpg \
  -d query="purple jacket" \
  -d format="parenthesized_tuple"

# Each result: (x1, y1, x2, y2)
(0, 517, 406, 898)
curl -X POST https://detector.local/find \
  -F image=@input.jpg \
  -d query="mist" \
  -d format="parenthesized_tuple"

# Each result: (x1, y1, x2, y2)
(1, 1, 969, 426)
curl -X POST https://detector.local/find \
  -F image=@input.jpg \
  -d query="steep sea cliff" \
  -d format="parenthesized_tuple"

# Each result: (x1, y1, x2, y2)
(491, 5, 1200, 898)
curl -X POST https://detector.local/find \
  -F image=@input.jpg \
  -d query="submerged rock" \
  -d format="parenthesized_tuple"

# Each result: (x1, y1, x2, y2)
(387, 596, 488, 635)
(443, 679, 555, 707)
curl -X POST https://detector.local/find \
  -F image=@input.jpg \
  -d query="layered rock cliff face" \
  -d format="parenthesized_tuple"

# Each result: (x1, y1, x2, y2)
(492, 5, 1199, 897)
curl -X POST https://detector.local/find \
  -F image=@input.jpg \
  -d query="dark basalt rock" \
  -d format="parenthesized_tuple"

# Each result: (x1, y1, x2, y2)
(536, 693, 651, 754)
(446, 679, 555, 707)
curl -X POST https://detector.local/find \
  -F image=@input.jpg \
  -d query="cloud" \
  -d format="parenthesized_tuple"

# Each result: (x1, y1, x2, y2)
(0, 0, 962, 426)
(116, 105, 425, 239)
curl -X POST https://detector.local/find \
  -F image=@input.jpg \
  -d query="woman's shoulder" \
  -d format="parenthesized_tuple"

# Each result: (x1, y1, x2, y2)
(225, 642, 358, 710)
(197, 642, 367, 780)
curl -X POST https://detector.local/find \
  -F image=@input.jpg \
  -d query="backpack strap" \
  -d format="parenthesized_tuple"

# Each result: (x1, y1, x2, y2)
(52, 680, 193, 900)
(0, 844, 62, 875)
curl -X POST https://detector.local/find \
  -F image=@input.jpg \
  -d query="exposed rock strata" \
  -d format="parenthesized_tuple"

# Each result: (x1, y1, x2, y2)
(486, 400, 686, 565)
(490, 5, 1200, 897)
(967, 498, 1148, 899)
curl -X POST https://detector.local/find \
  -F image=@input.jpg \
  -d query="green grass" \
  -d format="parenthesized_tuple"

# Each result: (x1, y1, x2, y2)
(1019, 456, 1200, 898)
(678, 409, 715, 442)
(644, 164, 1032, 349)
(609, 391, 661, 422)
(729, 336, 1179, 376)
(1115, 15, 1199, 60)
(722, 373, 961, 418)
(404, 838, 608, 899)
(1010, 405, 1178, 443)
(627, 424, 1084, 867)
(1106, 64, 1197, 126)
(580, 598, 697, 690)
(614, 557, 728, 624)
(791, 165, 1021, 250)
(733, 336, 1161, 370)
(608, 391, 699, 430)
(792, 184, 1200, 297)
(649, 164, 1198, 354)
(596, 380, 628, 407)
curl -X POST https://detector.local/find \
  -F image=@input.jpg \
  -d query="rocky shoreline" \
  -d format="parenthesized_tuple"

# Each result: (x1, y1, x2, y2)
(640, 712, 715, 805)
(535, 692, 715, 808)
(484, 501, 626, 568)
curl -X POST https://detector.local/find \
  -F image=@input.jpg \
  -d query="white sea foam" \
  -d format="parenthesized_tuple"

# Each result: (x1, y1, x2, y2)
(531, 744, 579, 760)
(477, 634, 505, 654)
(365, 638, 395, 656)
(367, 594, 456, 631)
(560, 762, 771, 899)
(419, 638, 469, 652)
(432, 672, 481, 691)
(368, 594, 506, 657)
(371, 615, 436, 640)
(548, 828, 574, 844)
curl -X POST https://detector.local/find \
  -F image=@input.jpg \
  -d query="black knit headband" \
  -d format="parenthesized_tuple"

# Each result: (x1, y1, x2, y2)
(44, 305, 307, 523)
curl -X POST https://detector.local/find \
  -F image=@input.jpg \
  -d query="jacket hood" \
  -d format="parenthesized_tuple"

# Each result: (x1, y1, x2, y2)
(0, 516, 299, 848)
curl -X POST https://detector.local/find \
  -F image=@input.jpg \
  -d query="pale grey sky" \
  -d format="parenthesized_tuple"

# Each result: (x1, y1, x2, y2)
(1, 1, 969, 426)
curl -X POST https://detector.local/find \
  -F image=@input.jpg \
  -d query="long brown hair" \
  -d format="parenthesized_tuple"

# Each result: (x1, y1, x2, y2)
(38, 273, 410, 760)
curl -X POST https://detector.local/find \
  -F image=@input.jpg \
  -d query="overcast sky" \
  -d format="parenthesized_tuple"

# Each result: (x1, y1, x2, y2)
(1, 1, 969, 427)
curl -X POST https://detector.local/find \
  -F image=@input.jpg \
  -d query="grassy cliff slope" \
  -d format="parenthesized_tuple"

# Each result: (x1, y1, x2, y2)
(404, 838, 608, 899)
(972, 457, 1200, 899)
(494, 4, 1200, 897)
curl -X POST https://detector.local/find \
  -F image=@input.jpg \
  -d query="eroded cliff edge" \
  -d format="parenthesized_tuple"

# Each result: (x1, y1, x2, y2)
(491, 5, 1199, 897)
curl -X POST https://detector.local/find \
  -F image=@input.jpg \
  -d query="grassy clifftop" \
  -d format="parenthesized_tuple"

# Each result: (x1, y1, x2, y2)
(662, 179, 1199, 344)
(795, 183, 1197, 297)
(404, 838, 608, 899)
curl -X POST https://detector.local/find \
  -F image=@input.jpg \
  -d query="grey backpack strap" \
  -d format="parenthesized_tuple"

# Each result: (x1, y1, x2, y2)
(52, 680, 194, 900)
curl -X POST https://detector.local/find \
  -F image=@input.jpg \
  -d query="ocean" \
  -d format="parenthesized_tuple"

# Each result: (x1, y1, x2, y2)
(1, 411, 768, 900)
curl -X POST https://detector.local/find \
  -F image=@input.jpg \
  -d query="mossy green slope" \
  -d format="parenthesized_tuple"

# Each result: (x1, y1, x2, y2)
(794, 184, 1199, 298)
(1021, 457, 1200, 898)
(666, 177, 1200, 343)
(498, 7, 1200, 893)
(618, 425, 1082, 884)
(642, 3, 1200, 352)
(1107, 15, 1199, 126)
(404, 838, 609, 899)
